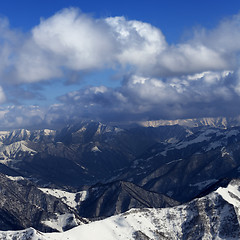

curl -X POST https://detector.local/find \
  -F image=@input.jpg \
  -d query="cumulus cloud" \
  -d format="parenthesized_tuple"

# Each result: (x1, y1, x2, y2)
(105, 16, 167, 72)
(0, 70, 239, 130)
(0, 86, 6, 103)
(1, 8, 240, 82)
(53, 71, 240, 122)
(14, 9, 168, 82)
(30, 9, 115, 77)
(0, 105, 45, 130)
(1, 8, 240, 128)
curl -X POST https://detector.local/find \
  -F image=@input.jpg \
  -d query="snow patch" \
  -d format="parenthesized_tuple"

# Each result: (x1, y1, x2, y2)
(205, 141, 222, 151)
(91, 146, 101, 152)
(0, 228, 46, 240)
(175, 130, 214, 149)
(0, 141, 37, 161)
(216, 182, 240, 209)
(189, 179, 217, 190)
(39, 188, 88, 209)
(42, 129, 55, 136)
(221, 147, 232, 158)
(42, 213, 78, 232)
(166, 159, 183, 165)
(6, 175, 25, 181)
(226, 130, 239, 138)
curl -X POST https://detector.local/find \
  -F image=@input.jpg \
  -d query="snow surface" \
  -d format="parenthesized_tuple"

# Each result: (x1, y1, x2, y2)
(0, 131, 10, 141)
(166, 158, 183, 165)
(43, 180, 240, 240)
(42, 129, 55, 136)
(175, 129, 217, 149)
(221, 147, 232, 158)
(2, 180, 240, 240)
(217, 181, 240, 210)
(0, 228, 46, 240)
(205, 141, 222, 151)
(42, 213, 79, 232)
(5, 175, 25, 181)
(39, 188, 88, 209)
(91, 146, 102, 152)
(160, 128, 240, 156)
(0, 141, 36, 161)
(46, 208, 186, 240)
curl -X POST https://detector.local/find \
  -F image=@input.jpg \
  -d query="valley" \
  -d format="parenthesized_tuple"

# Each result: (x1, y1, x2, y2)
(0, 118, 240, 239)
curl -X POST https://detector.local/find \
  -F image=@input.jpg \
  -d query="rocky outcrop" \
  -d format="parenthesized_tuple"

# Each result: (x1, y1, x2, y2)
(0, 173, 82, 232)
(77, 181, 179, 219)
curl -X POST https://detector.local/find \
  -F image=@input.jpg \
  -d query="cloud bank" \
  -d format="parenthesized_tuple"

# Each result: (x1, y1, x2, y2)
(0, 8, 240, 129)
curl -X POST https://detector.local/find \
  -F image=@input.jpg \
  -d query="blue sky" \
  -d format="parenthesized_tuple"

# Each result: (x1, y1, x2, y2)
(2, 0, 240, 42)
(0, 0, 240, 129)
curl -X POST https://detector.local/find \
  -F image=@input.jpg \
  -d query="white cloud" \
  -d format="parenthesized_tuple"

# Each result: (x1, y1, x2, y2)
(0, 105, 44, 129)
(0, 86, 6, 103)
(1, 8, 240, 128)
(49, 70, 239, 123)
(156, 44, 227, 76)
(105, 16, 167, 72)
(1, 8, 240, 83)
(0, 69, 238, 129)
(15, 40, 63, 82)
(31, 8, 115, 74)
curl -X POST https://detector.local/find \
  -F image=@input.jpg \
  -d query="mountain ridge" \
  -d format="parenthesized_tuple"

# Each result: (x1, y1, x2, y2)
(1, 178, 240, 239)
(0, 119, 240, 238)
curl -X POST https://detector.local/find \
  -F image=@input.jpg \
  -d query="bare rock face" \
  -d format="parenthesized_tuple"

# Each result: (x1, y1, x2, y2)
(1, 179, 240, 240)
(0, 122, 189, 188)
(1, 120, 240, 237)
(77, 181, 179, 219)
(119, 126, 240, 203)
(0, 173, 82, 232)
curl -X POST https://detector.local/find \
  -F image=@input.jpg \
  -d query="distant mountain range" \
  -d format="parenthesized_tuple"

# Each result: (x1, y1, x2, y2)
(0, 118, 240, 238)
(138, 116, 240, 128)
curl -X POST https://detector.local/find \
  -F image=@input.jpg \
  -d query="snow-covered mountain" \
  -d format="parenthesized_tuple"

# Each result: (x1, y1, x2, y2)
(1, 179, 240, 239)
(138, 116, 240, 128)
(117, 126, 240, 203)
(0, 119, 240, 238)
(0, 122, 189, 188)
(0, 173, 85, 232)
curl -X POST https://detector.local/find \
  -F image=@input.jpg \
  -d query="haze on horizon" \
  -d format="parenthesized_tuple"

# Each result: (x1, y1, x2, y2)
(0, 0, 240, 130)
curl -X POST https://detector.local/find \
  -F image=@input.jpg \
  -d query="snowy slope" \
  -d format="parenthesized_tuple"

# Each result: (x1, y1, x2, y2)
(0, 228, 47, 240)
(0, 141, 36, 160)
(2, 179, 240, 240)
(139, 116, 231, 128)
(44, 184, 240, 239)
(39, 188, 88, 209)
(159, 127, 240, 157)
(42, 213, 81, 232)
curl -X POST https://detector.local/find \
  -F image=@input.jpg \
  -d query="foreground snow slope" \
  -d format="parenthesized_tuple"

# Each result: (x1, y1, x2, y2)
(1, 179, 240, 239)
